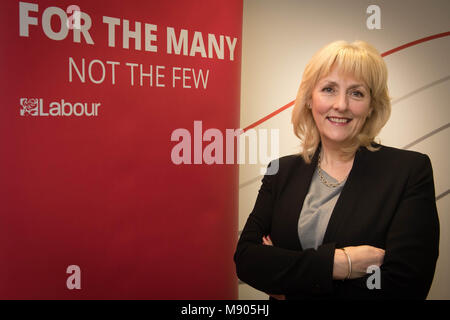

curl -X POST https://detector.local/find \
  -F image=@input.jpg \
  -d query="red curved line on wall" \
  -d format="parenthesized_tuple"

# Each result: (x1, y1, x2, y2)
(242, 100, 296, 132)
(242, 31, 450, 133)
(380, 31, 450, 57)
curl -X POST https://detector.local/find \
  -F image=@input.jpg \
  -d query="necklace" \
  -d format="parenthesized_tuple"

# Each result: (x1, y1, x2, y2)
(317, 149, 346, 188)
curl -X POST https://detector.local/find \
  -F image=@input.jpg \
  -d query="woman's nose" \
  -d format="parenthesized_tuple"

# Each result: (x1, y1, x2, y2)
(333, 92, 348, 111)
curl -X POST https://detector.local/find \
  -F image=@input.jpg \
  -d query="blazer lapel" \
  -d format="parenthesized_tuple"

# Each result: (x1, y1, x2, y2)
(322, 146, 368, 245)
(283, 146, 321, 250)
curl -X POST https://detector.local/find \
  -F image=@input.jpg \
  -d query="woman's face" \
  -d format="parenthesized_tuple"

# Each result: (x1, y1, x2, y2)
(310, 66, 372, 148)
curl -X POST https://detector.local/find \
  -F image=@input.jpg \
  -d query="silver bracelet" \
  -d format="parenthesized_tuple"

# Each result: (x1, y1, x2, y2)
(341, 248, 352, 280)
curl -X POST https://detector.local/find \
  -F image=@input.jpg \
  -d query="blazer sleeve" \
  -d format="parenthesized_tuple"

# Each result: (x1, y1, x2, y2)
(233, 161, 336, 296)
(338, 153, 440, 299)
(381, 153, 440, 298)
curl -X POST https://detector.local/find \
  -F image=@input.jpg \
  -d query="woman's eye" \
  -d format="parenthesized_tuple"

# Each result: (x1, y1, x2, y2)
(351, 90, 364, 98)
(322, 87, 334, 93)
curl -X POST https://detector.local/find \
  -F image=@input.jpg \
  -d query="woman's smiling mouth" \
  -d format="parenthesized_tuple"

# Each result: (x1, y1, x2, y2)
(327, 116, 352, 125)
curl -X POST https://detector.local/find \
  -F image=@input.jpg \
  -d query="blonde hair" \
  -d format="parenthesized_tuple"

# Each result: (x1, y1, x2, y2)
(291, 40, 391, 163)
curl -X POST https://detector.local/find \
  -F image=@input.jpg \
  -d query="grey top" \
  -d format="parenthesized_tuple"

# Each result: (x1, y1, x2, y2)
(298, 167, 347, 250)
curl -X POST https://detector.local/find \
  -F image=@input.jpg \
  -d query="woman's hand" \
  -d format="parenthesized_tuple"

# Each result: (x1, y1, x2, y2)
(262, 235, 273, 246)
(333, 245, 385, 280)
(262, 235, 286, 300)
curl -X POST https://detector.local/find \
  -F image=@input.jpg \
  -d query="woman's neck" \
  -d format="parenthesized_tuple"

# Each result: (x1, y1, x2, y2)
(319, 141, 355, 168)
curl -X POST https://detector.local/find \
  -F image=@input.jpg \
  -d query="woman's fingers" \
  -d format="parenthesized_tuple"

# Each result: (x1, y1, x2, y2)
(262, 235, 273, 246)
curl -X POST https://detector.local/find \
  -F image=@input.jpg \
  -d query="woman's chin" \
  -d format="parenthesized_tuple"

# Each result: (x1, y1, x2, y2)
(321, 134, 354, 145)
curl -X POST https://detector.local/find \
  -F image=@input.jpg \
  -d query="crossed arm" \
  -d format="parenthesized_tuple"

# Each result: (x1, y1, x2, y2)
(262, 235, 385, 299)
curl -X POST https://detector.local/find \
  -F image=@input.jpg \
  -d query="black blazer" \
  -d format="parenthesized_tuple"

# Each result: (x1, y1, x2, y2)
(234, 143, 440, 299)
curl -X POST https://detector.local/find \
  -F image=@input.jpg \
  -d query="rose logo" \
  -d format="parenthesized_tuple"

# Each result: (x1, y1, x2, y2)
(20, 98, 39, 116)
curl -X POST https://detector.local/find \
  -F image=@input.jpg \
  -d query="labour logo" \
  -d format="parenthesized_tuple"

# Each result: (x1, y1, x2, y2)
(20, 98, 40, 116)
(19, 97, 101, 117)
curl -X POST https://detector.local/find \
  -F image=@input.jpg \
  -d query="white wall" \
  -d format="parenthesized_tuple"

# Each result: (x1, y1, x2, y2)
(238, 0, 450, 300)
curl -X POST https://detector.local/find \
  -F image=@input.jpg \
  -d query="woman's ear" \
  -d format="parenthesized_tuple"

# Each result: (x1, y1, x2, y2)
(306, 97, 312, 109)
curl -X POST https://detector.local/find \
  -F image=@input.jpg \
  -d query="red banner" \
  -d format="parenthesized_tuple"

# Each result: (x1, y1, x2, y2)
(0, 0, 241, 299)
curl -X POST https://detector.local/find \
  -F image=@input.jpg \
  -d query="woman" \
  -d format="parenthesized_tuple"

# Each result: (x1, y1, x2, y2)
(234, 40, 440, 300)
